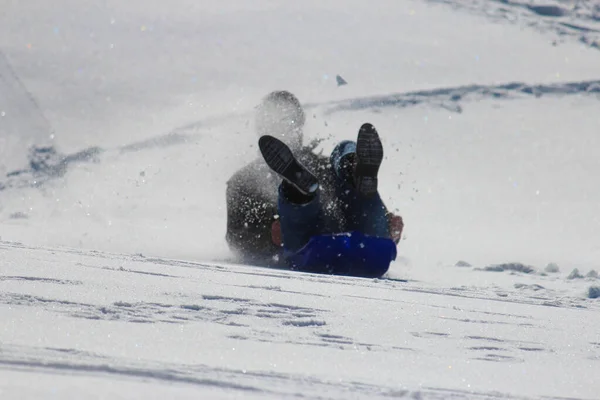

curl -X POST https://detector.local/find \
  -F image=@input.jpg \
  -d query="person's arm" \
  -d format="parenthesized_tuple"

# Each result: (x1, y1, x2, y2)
(380, 199, 403, 245)
(386, 212, 404, 244)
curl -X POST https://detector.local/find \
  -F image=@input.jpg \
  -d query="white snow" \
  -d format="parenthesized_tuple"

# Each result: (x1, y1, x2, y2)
(1, 241, 599, 399)
(1, 0, 600, 398)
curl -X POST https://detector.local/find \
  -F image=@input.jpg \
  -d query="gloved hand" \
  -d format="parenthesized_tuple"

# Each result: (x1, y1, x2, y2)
(271, 219, 282, 247)
(388, 214, 404, 244)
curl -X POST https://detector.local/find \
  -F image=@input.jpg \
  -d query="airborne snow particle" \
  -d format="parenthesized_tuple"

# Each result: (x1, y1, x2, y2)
(336, 75, 348, 86)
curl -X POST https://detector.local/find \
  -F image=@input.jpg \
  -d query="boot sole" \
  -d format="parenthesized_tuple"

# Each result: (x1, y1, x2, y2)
(354, 123, 383, 196)
(258, 135, 319, 195)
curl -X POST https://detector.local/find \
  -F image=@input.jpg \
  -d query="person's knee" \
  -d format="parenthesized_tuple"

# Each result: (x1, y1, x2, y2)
(330, 140, 357, 178)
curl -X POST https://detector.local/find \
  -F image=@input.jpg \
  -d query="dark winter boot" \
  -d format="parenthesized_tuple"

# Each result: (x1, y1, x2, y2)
(258, 135, 319, 199)
(353, 123, 384, 197)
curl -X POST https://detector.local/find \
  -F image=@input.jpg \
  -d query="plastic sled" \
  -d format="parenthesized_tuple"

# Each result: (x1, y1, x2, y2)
(284, 231, 397, 278)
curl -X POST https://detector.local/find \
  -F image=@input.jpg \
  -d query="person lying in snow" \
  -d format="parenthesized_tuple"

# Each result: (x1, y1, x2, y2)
(225, 90, 403, 276)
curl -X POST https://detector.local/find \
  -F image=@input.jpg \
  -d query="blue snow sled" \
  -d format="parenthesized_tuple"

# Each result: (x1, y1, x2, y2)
(284, 231, 396, 278)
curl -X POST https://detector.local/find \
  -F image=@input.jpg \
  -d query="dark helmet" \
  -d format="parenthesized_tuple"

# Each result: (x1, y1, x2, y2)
(255, 90, 305, 151)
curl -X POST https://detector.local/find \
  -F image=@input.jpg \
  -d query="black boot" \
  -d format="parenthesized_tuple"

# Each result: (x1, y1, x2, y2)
(258, 135, 319, 199)
(354, 123, 383, 197)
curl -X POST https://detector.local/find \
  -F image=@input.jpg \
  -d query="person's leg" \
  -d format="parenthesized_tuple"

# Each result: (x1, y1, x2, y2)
(259, 135, 319, 196)
(258, 134, 323, 252)
(277, 182, 323, 252)
(329, 125, 390, 238)
(354, 123, 384, 196)
(334, 175, 390, 237)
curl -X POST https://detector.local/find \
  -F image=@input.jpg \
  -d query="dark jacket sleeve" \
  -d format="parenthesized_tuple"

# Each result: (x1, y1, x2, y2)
(225, 174, 279, 262)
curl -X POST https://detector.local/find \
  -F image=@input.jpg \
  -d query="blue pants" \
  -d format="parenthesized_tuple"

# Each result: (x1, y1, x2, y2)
(278, 140, 390, 252)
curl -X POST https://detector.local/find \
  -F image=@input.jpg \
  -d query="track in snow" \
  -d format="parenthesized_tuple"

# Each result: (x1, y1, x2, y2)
(1, 240, 599, 399)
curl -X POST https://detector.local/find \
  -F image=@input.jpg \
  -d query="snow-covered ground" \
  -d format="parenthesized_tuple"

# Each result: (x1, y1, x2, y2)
(1, 0, 600, 398)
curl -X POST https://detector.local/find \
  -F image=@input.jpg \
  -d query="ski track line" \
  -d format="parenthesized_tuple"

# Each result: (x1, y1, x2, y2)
(1, 77, 599, 191)
(320, 79, 600, 115)
(423, 0, 600, 51)
(0, 343, 554, 400)
(2, 240, 598, 316)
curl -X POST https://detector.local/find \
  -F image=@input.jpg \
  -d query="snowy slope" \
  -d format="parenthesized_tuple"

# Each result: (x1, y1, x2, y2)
(1, 0, 600, 398)
(1, 241, 599, 399)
